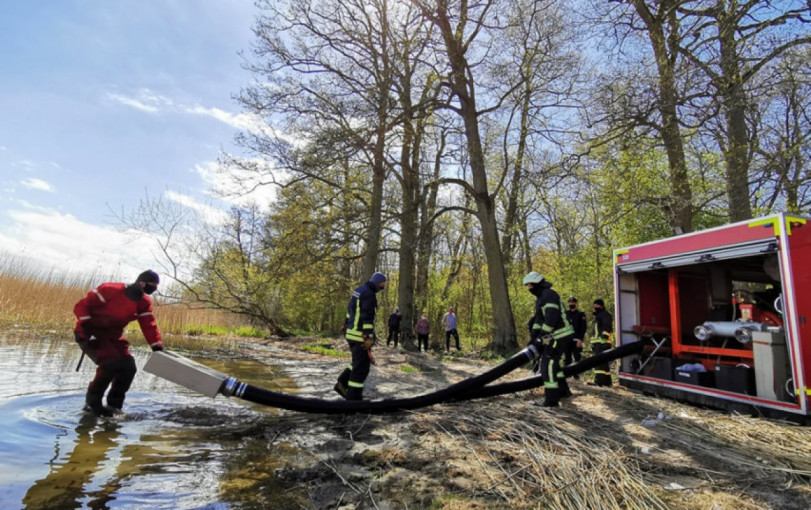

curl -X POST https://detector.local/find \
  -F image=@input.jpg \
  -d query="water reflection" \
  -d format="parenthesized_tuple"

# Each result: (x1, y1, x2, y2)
(0, 335, 307, 509)
(22, 416, 122, 509)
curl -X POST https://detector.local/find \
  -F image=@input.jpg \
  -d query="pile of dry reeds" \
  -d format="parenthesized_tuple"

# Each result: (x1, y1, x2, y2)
(402, 386, 811, 509)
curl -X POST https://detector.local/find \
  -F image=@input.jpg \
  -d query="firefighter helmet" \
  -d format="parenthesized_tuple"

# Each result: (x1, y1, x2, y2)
(522, 271, 544, 285)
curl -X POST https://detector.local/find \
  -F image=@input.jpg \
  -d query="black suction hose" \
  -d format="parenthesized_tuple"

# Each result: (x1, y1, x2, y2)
(220, 344, 541, 414)
(448, 340, 646, 403)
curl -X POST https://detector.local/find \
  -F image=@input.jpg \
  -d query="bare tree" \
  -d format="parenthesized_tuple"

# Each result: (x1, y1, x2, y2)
(410, 0, 522, 353)
(678, 0, 811, 221)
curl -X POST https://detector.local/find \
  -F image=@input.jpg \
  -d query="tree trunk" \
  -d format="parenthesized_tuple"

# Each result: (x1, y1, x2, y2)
(415, 130, 444, 315)
(430, 1, 518, 354)
(717, 5, 753, 221)
(633, 0, 693, 233)
(398, 118, 420, 351)
(502, 85, 531, 256)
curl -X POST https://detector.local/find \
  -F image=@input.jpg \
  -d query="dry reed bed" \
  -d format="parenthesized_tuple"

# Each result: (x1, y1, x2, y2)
(0, 264, 255, 351)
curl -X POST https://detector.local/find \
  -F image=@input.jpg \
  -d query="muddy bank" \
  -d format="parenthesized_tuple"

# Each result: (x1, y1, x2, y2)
(202, 336, 811, 509)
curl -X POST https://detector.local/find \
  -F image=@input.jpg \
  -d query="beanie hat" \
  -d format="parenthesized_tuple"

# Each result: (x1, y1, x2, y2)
(594, 299, 605, 307)
(137, 270, 160, 284)
(568, 296, 578, 303)
(370, 272, 387, 286)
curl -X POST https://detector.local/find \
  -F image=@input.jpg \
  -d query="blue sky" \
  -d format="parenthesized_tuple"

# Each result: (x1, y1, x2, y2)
(0, 1, 274, 281)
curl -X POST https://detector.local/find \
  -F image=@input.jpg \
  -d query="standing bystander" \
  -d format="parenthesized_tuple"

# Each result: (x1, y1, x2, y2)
(441, 307, 461, 351)
(415, 313, 430, 352)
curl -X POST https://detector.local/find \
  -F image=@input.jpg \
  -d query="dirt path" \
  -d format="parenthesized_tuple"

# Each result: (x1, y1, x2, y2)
(214, 336, 811, 509)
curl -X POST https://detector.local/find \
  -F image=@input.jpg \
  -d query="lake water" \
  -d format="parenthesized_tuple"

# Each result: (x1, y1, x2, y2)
(0, 335, 304, 509)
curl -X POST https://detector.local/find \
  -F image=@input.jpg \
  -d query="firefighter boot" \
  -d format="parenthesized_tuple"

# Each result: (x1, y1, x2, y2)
(538, 388, 560, 407)
(346, 386, 364, 401)
(559, 377, 573, 399)
(595, 373, 612, 387)
(334, 368, 351, 397)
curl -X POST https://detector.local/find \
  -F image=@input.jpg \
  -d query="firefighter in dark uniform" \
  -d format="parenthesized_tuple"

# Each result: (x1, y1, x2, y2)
(589, 298, 613, 387)
(334, 272, 387, 400)
(523, 272, 575, 407)
(73, 270, 164, 416)
(564, 297, 587, 374)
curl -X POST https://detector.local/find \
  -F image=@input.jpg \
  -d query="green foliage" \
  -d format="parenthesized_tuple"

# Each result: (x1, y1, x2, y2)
(301, 343, 349, 358)
(399, 364, 418, 373)
(185, 324, 267, 338)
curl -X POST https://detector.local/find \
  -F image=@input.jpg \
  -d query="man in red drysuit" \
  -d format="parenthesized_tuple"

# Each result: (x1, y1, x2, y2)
(73, 270, 164, 416)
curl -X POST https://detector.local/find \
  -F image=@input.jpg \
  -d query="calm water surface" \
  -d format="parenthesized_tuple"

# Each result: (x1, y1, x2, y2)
(0, 335, 298, 509)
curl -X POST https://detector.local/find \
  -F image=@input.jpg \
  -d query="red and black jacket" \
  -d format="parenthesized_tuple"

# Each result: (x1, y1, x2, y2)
(73, 283, 163, 352)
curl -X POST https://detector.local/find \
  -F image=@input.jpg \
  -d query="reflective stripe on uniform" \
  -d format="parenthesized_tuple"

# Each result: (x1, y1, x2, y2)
(347, 381, 364, 388)
(93, 289, 106, 303)
(544, 359, 558, 389)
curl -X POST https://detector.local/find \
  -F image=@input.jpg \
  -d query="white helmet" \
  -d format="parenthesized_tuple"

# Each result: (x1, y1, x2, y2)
(522, 271, 544, 285)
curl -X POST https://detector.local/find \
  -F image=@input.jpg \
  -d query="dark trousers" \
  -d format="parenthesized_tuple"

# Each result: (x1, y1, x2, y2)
(338, 340, 371, 400)
(592, 342, 613, 386)
(387, 328, 400, 347)
(86, 355, 137, 410)
(562, 337, 582, 366)
(445, 329, 460, 350)
(79, 337, 137, 410)
(417, 334, 429, 352)
(539, 335, 572, 404)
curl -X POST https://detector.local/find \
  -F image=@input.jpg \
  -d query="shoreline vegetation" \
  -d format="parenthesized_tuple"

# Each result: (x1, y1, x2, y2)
(0, 257, 494, 359)
(0, 260, 262, 352)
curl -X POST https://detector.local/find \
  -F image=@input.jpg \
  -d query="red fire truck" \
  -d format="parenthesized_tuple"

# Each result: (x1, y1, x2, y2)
(614, 213, 811, 421)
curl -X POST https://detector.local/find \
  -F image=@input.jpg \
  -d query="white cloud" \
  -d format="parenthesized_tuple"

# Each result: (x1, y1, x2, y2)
(0, 208, 167, 282)
(104, 87, 299, 142)
(20, 178, 54, 192)
(194, 159, 282, 211)
(106, 88, 174, 113)
(185, 105, 263, 133)
(164, 190, 228, 225)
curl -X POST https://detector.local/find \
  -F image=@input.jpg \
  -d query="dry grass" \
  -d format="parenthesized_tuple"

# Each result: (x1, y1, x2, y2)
(390, 389, 811, 509)
(0, 256, 259, 351)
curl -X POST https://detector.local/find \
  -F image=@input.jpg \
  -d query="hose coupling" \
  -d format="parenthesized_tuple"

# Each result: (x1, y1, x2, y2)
(222, 377, 248, 398)
(526, 343, 540, 361)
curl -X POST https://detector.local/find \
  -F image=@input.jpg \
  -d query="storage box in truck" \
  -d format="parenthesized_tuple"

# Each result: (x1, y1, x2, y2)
(613, 213, 811, 422)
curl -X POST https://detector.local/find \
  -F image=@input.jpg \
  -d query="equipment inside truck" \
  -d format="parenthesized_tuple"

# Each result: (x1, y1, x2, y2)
(618, 249, 796, 407)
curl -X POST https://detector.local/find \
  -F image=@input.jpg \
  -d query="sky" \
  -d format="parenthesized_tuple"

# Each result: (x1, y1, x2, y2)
(0, 0, 276, 282)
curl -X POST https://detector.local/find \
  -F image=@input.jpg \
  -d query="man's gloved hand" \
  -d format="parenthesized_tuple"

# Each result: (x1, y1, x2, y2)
(151, 345, 164, 352)
(74, 331, 86, 344)
(362, 332, 375, 350)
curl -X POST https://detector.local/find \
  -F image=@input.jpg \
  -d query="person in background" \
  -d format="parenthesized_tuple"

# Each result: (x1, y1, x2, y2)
(73, 270, 164, 417)
(523, 272, 574, 407)
(334, 272, 387, 400)
(441, 306, 461, 351)
(387, 307, 402, 347)
(415, 313, 430, 352)
(564, 297, 587, 378)
(589, 298, 614, 387)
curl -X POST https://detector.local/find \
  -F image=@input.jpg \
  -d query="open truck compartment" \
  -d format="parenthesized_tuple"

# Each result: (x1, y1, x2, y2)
(614, 213, 811, 421)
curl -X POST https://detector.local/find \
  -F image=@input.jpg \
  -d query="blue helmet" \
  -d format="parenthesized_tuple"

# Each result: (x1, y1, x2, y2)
(370, 272, 387, 287)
